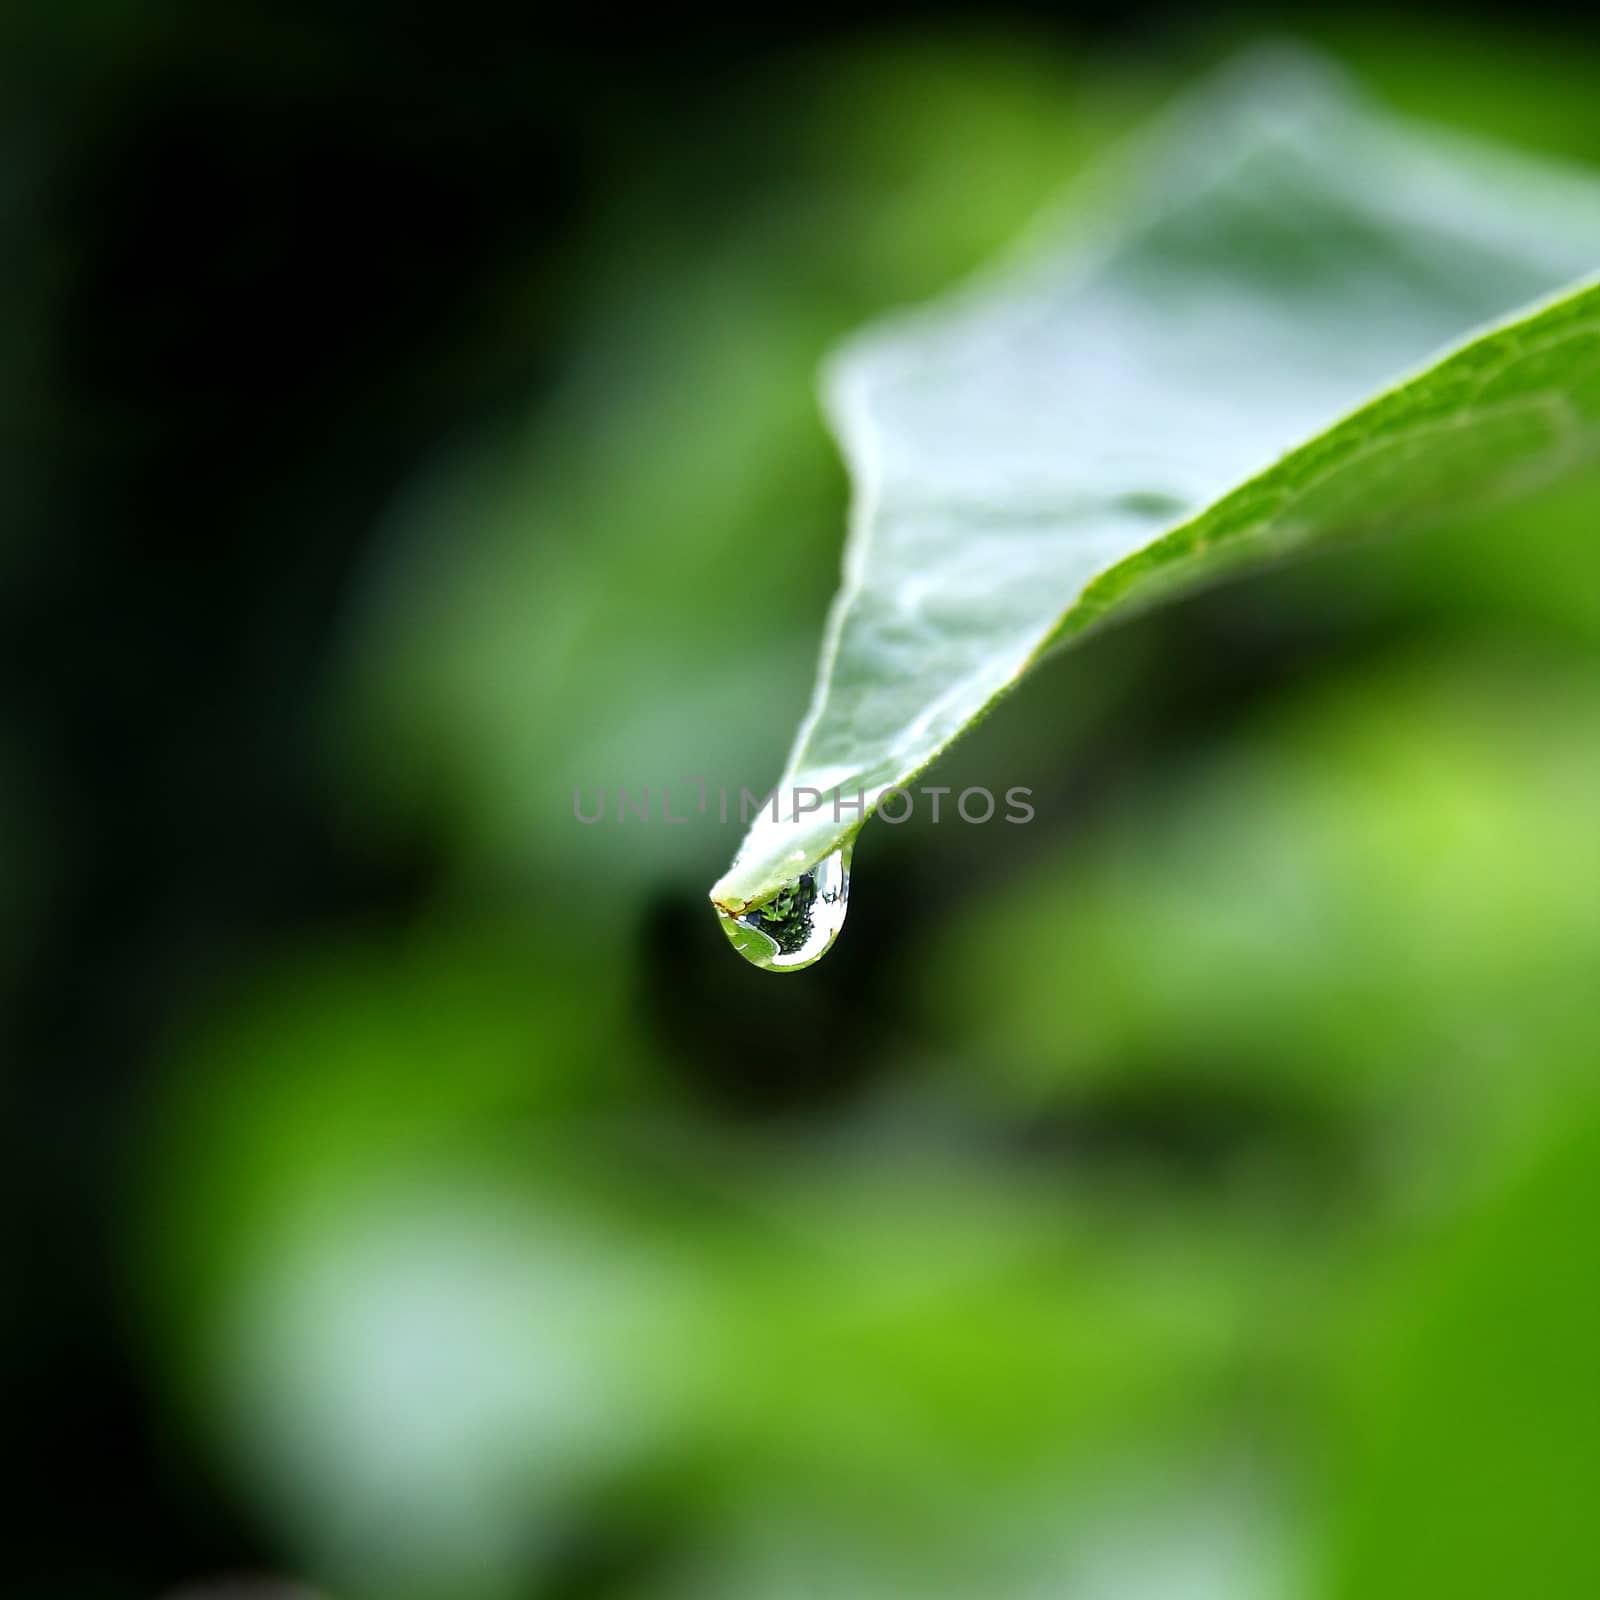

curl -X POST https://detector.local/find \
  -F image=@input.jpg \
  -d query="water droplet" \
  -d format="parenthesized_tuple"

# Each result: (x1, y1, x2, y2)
(716, 846, 851, 972)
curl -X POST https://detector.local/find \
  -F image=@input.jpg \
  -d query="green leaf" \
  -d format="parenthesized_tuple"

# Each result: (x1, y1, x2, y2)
(710, 48, 1600, 956)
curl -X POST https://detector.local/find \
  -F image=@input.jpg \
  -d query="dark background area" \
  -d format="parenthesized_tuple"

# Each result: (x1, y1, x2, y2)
(6, 3, 1599, 1595)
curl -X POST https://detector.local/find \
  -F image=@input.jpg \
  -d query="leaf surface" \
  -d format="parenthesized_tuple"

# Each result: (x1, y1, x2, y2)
(711, 49, 1600, 922)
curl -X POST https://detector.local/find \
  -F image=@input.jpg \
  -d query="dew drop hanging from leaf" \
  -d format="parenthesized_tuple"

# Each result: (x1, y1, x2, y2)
(716, 846, 852, 972)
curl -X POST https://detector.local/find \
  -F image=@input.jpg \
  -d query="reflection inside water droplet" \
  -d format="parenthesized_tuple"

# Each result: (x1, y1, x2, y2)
(718, 846, 851, 972)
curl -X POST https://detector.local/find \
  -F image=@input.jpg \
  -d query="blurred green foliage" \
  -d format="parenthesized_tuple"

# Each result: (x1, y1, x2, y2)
(1329, 1107, 1600, 1599)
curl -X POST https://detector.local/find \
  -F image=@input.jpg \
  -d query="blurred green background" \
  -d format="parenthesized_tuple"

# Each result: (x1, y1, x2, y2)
(7, 3, 1600, 1596)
